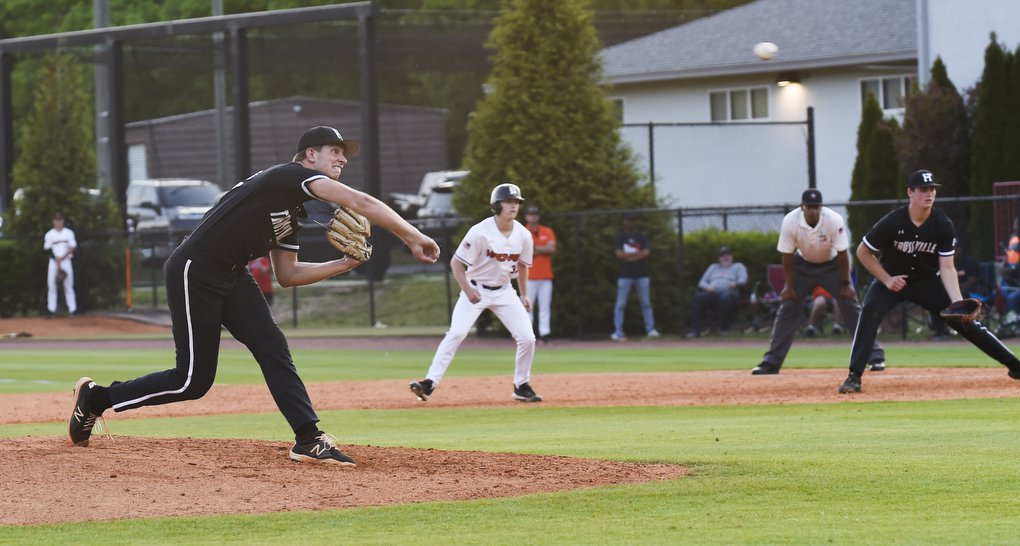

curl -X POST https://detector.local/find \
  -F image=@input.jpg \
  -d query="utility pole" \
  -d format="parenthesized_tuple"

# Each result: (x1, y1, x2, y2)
(212, 0, 229, 188)
(94, 0, 110, 187)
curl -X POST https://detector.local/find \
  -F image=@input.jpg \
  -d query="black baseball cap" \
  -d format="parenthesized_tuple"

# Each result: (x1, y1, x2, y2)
(296, 126, 360, 156)
(801, 189, 823, 205)
(907, 169, 940, 188)
(719, 246, 732, 256)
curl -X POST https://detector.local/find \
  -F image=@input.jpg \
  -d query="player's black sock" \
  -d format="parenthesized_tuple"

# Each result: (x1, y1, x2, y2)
(295, 422, 321, 443)
(90, 386, 113, 413)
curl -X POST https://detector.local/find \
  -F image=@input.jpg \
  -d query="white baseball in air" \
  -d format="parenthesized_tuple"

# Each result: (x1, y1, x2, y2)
(752, 42, 778, 60)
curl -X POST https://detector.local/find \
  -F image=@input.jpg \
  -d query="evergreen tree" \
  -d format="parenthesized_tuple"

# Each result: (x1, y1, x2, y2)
(1007, 44, 1020, 179)
(847, 92, 885, 244)
(457, 0, 669, 336)
(3, 53, 122, 314)
(969, 34, 1012, 258)
(898, 57, 972, 251)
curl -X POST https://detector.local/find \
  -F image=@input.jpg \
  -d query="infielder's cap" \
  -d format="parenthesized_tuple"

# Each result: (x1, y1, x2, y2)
(297, 126, 360, 157)
(719, 246, 732, 256)
(907, 169, 940, 188)
(526, 206, 541, 214)
(53, 211, 64, 220)
(801, 189, 823, 205)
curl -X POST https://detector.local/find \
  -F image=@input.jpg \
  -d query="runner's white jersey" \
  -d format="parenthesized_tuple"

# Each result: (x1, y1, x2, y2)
(454, 217, 534, 286)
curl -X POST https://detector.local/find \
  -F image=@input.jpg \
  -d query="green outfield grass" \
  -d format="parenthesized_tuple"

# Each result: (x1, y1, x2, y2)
(2, 341, 1020, 544)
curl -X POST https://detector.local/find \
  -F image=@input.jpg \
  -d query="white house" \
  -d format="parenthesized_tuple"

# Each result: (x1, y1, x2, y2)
(600, 0, 1020, 209)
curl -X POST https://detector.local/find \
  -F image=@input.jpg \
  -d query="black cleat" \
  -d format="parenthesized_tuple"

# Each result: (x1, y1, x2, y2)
(409, 379, 434, 402)
(838, 373, 862, 394)
(69, 377, 106, 447)
(751, 362, 781, 375)
(1009, 368, 1020, 380)
(513, 382, 543, 402)
(289, 433, 356, 466)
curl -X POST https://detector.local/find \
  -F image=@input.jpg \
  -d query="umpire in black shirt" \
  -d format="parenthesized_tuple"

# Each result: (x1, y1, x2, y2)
(68, 126, 441, 465)
(839, 169, 1020, 393)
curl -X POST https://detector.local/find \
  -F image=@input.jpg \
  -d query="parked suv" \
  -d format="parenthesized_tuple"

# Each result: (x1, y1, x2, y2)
(126, 178, 221, 262)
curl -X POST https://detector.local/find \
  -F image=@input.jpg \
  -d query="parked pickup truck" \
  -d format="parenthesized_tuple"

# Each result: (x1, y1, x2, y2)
(388, 170, 468, 218)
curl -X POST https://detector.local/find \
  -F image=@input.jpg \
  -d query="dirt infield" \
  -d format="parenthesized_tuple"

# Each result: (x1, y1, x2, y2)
(3, 315, 1019, 526)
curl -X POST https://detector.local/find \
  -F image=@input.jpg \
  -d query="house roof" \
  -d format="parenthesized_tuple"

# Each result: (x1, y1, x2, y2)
(600, 0, 917, 84)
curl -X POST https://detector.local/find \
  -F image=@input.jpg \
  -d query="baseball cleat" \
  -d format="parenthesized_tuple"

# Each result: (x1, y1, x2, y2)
(409, 379, 434, 402)
(1008, 368, 1020, 380)
(838, 373, 862, 394)
(868, 360, 886, 372)
(751, 362, 780, 375)
(512, 382, 543, 402)
(69, 376, 107, 447)
(289, 433, 356, 466)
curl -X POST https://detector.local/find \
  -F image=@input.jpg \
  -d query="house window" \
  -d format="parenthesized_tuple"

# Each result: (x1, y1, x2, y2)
(860, 76, 914, 111)
(710, 87, 769, 121)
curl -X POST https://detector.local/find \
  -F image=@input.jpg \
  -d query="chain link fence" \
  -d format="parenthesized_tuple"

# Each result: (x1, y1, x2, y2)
(9, 193, 1020, 341)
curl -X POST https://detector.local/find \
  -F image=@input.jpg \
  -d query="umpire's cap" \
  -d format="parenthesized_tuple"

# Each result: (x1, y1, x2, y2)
(297, 126, 360, 157)
(801, 189, 823, 205)
(490, 183, 525, 204)
(907, 169, 940, 188)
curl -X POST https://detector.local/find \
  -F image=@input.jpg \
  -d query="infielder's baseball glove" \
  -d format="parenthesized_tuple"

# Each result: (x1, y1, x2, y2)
(56, 269, 67, 283)
(325, 206, 372, 262)
(940, 298, 982, 323)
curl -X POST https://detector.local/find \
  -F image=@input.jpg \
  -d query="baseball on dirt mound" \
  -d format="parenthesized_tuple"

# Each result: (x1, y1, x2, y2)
(752, 41, 778, 60)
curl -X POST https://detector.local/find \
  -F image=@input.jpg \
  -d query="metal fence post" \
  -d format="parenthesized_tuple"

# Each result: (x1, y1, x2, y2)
(807, 106, 817, 189)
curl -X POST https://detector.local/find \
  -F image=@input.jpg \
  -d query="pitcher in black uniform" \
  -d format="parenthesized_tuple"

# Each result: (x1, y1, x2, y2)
(838, 169, 1020, 393)
(68, 126, 441, 465)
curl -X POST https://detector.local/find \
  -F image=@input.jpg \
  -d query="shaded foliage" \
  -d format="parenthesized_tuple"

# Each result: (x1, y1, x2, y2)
(969, 34, 1019, 258)
(898, 57, 972, 252)
(1, 54, 122, 315)
(457, 0, 664, 336)
(848, 93, 900, 246)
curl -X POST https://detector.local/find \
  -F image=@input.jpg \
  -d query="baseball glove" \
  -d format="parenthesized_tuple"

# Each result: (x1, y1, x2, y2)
(325, 206, 372, 262)
(940, 298, 982, 323)
(56, 269, 67, 283)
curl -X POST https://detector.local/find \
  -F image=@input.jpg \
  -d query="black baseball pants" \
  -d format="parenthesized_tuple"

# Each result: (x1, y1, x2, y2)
(107, 245, 319, 433)
(849, 277, 1020, 376)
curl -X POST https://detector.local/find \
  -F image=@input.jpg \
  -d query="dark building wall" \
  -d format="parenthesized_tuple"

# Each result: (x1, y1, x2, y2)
(126, 96, 449, 196)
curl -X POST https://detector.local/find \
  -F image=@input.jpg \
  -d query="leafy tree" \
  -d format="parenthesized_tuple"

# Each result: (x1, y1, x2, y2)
(847, 92, 885, 244)
(2, 53, 122, 314)
(457, 0, 673, 336)
(969, 34, 1013, 258)
(898, 57, 972, 250)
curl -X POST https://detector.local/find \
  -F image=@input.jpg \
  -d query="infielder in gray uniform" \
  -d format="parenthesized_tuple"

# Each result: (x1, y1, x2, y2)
(752, 189, 885, 375)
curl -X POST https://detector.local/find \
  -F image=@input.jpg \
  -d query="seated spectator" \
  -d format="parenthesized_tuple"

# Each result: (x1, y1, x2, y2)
(687, 246, 747, 337)
(806, 285, 844, 337)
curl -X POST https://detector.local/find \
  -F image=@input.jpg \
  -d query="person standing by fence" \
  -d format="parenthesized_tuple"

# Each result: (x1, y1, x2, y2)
(612, 213, 660, 341)
(525, 206, 556, 343)
(44, 211, 78, 316)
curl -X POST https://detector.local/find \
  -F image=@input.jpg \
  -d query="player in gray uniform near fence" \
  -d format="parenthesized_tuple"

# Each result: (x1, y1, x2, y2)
(838, 169, 1020, 393)
(752, 189, 884, 375)
(67, 126, 441, 466)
